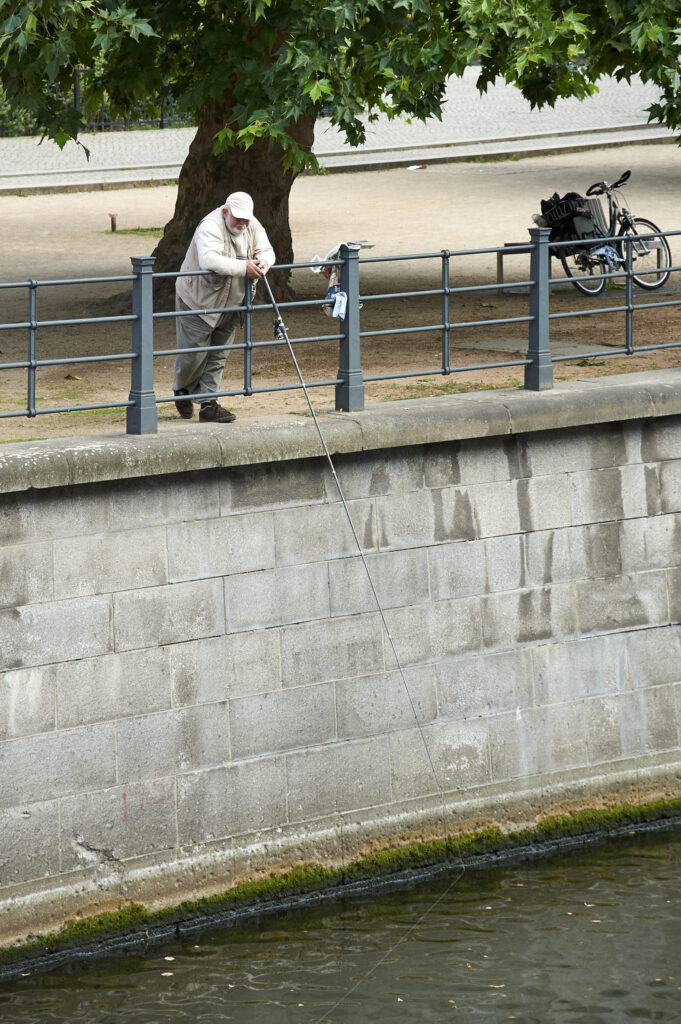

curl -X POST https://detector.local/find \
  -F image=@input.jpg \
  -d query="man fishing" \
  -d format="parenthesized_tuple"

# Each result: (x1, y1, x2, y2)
(173, 191, 275, 422)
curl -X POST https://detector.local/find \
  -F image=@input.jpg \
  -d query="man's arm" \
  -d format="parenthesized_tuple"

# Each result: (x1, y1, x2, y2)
(251, 220, 276, 271)
(194, 218, 247, 277)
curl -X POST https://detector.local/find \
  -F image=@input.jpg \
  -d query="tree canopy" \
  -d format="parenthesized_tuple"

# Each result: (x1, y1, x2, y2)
(1, 1, 680, 281)
(3, 0, 680, 163)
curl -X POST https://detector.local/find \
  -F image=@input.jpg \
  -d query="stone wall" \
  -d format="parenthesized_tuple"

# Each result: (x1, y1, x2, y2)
(1, 371, 681, 944)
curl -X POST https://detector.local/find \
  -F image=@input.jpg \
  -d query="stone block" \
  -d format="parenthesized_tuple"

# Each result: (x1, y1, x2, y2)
(424, 717, 491, 790)
(622, 420, 643, 465)
(108, 472, 220, 530)
(0, 801, 60, 886)
(641, 463, 663, 518)
(336, 666, 437, 739)
(659, 460, 681, 514)
(436, 648, 534, 720)
(53, 528, 168, 598)
(640, 684, 679, 751)
(387, 727, 441, 800)
(489, 702, 588, 780)
(0, 487, 109, 546)
(274, 499, 376, 566)
(230, 683, 336, 758)
(167, 512, 276, 581)
(526, 424, 627, 476)
(376, 489, 447, 550)
(424, 437, 513, 488)
(668, 568, 681, 625)
(220, 459, 327, 513)
(618, 464, 653, 520)
(330, 447, 425, 500)
(385, 597, 482, 666)
(286, 736, 391, 822)
(0, 667, 55, 740)
(469, 480, 521, 538)
(620, 514, 681, 574)
(483, 535, 525, 593)
(587, 687, 679, 764)
(0, 596, 112, 672)
(568, 467, 624, 525)
(575, 570, 669, 635)
(280, 614, 384, 687)
(116, 704, 229, 783)
(224, 563, 330, 631)
(522, 529, 573, 587)
(481, 583, 576, 649)
(60, 778, 177, 871)
(0, 723, 116, 807)
(567, 522, 622, 581)
(532, 634, 627, 705)
(484, 530, 574, 594)
(0, 541, 53, 609)
(641, 417, 681, 464)
(429, 540, 486, 601)
(329, 549, 430, 615)
(171, 631, 282, 705)
(585, 694, 627, 764)
(625, 626, 681, 689)
(56, 648, 172, 728)
(516, 475, 572, 534)
(177, 757, 287, 843)
(113, 578, 225, 652)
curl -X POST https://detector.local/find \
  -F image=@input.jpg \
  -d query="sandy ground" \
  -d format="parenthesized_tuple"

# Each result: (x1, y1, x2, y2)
(1, 142, 680, 442)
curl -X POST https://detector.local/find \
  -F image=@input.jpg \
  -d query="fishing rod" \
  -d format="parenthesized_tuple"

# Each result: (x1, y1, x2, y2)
(258, 271, 466, 1022)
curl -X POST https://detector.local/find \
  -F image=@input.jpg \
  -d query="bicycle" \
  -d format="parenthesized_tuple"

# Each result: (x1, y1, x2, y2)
(545, 170, 672, 296)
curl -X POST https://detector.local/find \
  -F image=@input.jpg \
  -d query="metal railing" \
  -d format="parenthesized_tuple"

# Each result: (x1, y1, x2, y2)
(1, 229, 679, 435)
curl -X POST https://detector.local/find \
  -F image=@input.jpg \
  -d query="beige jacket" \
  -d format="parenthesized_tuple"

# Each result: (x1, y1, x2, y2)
(175, 206, 275, 326)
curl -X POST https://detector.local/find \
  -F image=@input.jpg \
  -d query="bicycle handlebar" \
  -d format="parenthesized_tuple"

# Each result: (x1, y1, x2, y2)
(586, 168, 631, 197)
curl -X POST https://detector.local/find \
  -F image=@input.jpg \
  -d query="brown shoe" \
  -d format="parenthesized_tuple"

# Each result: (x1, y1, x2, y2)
(199, 400, 236, 423)
(174, 389, 193, 419)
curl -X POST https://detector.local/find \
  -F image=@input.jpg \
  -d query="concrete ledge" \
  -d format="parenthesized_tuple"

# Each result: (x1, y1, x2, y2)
(2, 370, 681, 494)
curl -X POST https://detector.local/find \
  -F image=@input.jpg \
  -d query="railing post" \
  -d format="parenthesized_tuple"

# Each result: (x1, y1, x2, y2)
(335, 242, 364, 412)
(441, 249, 451, 374)
(524, 227, 553, 391)
(244, 276, 253, 395)
(127, 256, 158, 434)
(27, 279, 38, 417)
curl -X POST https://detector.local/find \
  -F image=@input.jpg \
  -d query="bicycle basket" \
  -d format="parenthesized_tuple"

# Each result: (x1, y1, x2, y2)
(540, 191, 591, 228)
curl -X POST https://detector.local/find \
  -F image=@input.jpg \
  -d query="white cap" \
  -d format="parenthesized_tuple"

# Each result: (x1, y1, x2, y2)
(224, 191, 254, 219)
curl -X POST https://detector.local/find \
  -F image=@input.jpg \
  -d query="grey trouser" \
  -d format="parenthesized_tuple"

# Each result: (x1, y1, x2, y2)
(173, 296, 241, 399)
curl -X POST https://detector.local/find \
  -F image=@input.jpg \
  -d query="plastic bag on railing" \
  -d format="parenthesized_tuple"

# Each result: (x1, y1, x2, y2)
(309, 241, 372, 317)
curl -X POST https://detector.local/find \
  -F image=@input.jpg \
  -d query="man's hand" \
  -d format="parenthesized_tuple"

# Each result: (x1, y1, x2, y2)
(245, 258, 267, 279)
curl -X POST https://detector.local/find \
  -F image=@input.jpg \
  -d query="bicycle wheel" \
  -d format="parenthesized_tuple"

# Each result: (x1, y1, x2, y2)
(618, 217, 671, 290)
(558, 245, 607, 295)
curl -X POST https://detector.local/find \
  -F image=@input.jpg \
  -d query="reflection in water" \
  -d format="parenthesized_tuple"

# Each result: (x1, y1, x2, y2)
(0, 828, 679, 1023)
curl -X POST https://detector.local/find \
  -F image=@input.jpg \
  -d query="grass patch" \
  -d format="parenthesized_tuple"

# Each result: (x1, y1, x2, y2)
(107, 227, 164, 238)
(386, 378, 522, 401)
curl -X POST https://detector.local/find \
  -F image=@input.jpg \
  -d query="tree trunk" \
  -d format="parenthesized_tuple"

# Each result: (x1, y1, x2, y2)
(151, 97, 315, 308)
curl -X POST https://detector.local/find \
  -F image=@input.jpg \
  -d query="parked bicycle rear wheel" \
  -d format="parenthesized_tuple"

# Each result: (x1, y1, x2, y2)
(558, 246, 607, 295)
(617, 218, 671, 290)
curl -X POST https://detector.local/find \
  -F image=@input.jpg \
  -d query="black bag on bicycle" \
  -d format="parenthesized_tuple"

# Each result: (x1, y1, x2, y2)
(540, 191, 600, 254)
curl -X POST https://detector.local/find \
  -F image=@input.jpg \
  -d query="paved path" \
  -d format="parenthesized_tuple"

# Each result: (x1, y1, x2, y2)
(0, 71, 672, 193)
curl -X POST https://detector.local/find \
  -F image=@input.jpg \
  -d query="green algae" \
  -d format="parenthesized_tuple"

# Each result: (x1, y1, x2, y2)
(1, 796, 680, 973)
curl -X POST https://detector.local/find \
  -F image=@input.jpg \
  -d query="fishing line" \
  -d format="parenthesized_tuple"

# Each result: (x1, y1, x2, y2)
(259, 274, 466, 1021)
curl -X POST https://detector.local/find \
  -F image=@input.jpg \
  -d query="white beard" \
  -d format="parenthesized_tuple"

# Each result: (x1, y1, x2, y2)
(224, 214, 246, 237)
